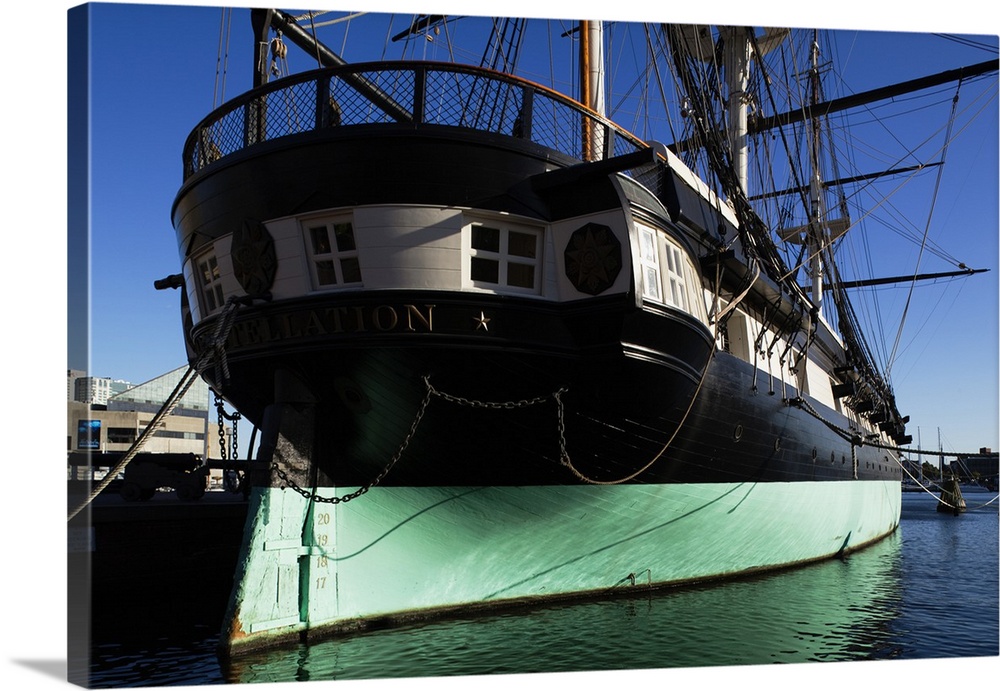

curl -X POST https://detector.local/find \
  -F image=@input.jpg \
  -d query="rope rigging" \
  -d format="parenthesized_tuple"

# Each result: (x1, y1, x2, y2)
(736, 29, 992, 392)
(67, 298, 245, 522)
(789, 395, 999, 510)
(67, 367, 205, 522)
(886, 81, 962, 377)
(753, 28, 902, 420)
(213, 7, 233, 109)
(481, 16, 526, 73)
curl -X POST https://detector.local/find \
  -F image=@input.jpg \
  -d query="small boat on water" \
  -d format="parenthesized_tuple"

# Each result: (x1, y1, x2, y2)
(162, 8, 996, 655)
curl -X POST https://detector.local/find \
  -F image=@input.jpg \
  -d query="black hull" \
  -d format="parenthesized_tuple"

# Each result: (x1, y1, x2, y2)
(196, 292, 898, 490)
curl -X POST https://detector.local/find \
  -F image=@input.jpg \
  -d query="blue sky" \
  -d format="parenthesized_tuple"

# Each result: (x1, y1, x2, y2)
(66, 1, 998, 458)
(5, 1, 997, 689)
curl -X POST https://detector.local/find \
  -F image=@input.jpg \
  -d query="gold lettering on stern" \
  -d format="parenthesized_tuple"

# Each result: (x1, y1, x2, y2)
(225, 304, 437, 348)
(405, 304, 434, 332)
(372, 305, 399, 331)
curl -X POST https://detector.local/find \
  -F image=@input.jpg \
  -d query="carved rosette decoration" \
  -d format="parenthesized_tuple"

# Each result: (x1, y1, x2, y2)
(564, 222, 622, 295)
(231, 218, 277, 296)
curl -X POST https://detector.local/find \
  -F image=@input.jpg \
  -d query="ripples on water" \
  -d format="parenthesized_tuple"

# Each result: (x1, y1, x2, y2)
(87, 490, 998, 687)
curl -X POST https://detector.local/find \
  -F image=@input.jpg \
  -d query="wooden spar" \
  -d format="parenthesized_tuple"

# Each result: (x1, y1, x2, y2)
(749, 162, 945, 201)
(751, 58, 999, 135)
(390, 15, 446, 42)
(252, 8, 413, 123)
(807, 30, 826, 308)
(807, 267, 989, 291)
(669, 57, 999, 155)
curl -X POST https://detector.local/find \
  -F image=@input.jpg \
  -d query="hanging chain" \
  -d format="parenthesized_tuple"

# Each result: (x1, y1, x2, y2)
(425, 377, 560, 410)
(214, 391, 242, 461)
(272, 382, 435, 504)
(231, 412, 239, 462)
(214, 390, 243, 492)
(553, 389, 573, 466)
(272, 376, 568, 504)
(215, 392, 228, 460)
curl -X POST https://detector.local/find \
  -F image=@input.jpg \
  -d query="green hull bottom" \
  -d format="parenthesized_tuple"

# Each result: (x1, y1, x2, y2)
(220, 481, 901, 654)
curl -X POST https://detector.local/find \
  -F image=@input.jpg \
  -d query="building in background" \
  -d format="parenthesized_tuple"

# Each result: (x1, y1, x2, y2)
(108, 367, 210, 418)
(953, 448, 999, 489)
(67, 369, 86, 401)
(67, 366, 229, 459)
(73, 375, 133, 405)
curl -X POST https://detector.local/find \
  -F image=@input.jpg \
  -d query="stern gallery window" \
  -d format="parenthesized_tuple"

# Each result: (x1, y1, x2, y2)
(197, 252, 225, 314)
(468, 221, 542, 292)
(306, 219, 362, 288)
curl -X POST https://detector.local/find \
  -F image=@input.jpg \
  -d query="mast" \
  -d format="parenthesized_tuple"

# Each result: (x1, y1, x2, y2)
(918, 427, 923, 482)
(939, 427, 944, 478)
(722, 27, 752, 193)
(807, 31, 827, 309)
(774, 32, 856, 311)
(579, 19, 605, 160)
(587, 21, 606, 117)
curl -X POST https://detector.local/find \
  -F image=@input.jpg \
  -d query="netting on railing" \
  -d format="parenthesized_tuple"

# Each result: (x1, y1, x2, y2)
(330, 67, 416, 125)
(183, 62, 649, 179)
(423, 68, 522, 133)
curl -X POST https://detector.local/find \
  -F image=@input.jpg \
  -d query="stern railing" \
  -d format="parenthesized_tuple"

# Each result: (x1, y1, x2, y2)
(182, 61, 650, 180)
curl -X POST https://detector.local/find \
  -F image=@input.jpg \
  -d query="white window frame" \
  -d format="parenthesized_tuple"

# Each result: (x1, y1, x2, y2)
(663, 241, 690, 312)
(464, 219, 543, 294)
(303, 216, 362, 290)
(195, 250, 225, 315)
(638, 224, 662, 302)
(635, 221, 708, 324)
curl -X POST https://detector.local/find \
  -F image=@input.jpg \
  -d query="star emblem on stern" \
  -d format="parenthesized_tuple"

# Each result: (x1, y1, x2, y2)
(473, 311, 492, 332)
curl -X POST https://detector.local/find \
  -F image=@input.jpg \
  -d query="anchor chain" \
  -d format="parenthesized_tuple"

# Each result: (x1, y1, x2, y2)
(214, 391, 243, 492)
(273, 376, 568, 503)
(215, 391, 241, 460)
(272, 381, 435, 504)
(425, 378, 560, 410)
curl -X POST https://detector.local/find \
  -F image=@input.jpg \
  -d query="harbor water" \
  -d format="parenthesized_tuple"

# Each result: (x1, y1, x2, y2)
(86, 488, 998, 688)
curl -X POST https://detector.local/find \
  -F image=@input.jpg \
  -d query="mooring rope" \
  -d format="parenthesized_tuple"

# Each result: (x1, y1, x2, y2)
(558, 246, 738, 486)
(67, 367, 204, 521)
(788, 396, 999, 511)
(557, 348, 717, 486)
(67, 298, 243, 522)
